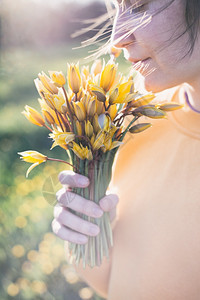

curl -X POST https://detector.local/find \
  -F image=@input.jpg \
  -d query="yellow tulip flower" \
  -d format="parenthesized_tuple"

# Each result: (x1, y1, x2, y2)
(52, 88, 67, 113)
(42, 109, 55, 125)
(90, 85, 106, 102)
(18, 151, 47, 178)
(112, 81, 133, 104)
(71, 142, 93, 160)
(73, 101, 86, 121)
(49, 71, 66, 87)
(85, 120, 93, 138)
(67, 63, 81, 94)
(49, 129, 75, 150)
(38, 72, 58, 94)
(87, 99, 96, 117)
(100, 62, 117, 92)
(75, 120, 82, 136)
(91, 130, 105, 151)
(38, 98, 60, 126)
(108, 104, 118, 121)
(22, 105, 45, 127)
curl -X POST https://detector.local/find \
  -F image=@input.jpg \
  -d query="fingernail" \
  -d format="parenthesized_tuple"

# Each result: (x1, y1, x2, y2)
(77, 176, 89, 186)
(93, 207, 103, 217)
(58, 173, 65, 184)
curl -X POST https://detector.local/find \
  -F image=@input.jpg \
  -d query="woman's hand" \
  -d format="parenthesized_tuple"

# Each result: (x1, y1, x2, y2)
(51, 170, 119, 245)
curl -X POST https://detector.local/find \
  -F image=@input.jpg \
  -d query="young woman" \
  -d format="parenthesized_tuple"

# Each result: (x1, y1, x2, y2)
(52, 1, 200, 299)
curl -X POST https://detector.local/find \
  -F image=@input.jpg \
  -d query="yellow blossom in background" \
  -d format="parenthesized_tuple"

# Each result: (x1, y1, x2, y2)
(18, 151, 47, 177)
(7, 283, 20, 297)
(49, 71, 66, 87)
(22, 105, 45, 127)
(91, 59, 102, 76)
(110, 46, 122, 58)
(67, 63, 81, 94)
(11, 245, 25, 257)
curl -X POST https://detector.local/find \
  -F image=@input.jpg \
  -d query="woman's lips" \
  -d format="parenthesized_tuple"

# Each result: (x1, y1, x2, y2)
(132, 58, 151, 68)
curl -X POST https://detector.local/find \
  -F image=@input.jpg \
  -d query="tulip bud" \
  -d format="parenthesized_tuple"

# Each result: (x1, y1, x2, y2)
(67, 63, 81, 94)
(108, 104, 117, 121)
(84, 120, 94, 138)
(92, 113, 101, 134)
(131, 94, 155, 107)
(157, 102, 184, 111)
(90, 85, 106, 102)
(95, 100, 105, 115)
(87, 99, 96, 117)
(129, 123, 152, 133)
(73, 101, 86, 121)
(22, 105, 45, 127)
(109, 88, 119, 104)
(100, 63, 117, 92)
(38, 72, 58, 94)
(75, 120, 82, 136)
(133, 106, 166, 119)
(42, 109, 55, 125)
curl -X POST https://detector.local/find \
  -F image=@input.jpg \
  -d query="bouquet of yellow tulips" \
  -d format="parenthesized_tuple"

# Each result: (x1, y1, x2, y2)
(18, 58, 182, 268)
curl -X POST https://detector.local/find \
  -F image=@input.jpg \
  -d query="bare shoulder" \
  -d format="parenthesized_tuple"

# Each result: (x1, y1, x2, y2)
(154, 85, 182, 103)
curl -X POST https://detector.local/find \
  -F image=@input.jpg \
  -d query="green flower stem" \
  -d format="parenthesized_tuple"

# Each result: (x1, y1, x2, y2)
(66, 150, 117, 268)
(119, 116, 139, 141)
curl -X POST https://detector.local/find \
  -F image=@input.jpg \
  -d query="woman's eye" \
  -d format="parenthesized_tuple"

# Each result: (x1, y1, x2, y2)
(130, 4, 146, 13)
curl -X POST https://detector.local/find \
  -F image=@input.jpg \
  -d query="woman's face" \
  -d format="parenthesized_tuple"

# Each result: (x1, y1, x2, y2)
(112, 0, 200, 92)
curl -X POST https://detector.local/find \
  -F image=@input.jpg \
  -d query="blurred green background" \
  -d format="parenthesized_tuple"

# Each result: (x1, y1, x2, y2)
(0, 0, 130, 298)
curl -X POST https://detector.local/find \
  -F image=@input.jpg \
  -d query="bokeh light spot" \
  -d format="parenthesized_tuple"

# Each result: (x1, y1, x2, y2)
(79, 287, 94, 299)
(31, 280, 47, 294)
(7, 283, 20, 297)
(27, 250, 38, 262)
(15, 216, 27, 228)
(16, 277, 30, 290)
(11, 244, 25, 257)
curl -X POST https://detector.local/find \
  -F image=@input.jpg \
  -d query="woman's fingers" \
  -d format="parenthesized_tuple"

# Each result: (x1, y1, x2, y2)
(58, 170, 90, 188)
(51, 218, 88, 244)
(99, 193, 119, 212)
(53, 204, 100, 237)
(56, 188, 103, 218)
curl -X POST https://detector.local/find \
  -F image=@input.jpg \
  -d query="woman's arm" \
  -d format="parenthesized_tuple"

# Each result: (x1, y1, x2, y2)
(64, 239, 113, 299)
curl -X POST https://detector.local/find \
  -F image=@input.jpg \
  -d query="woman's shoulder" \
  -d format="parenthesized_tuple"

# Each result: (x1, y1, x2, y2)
(154, 84, 182, 103)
